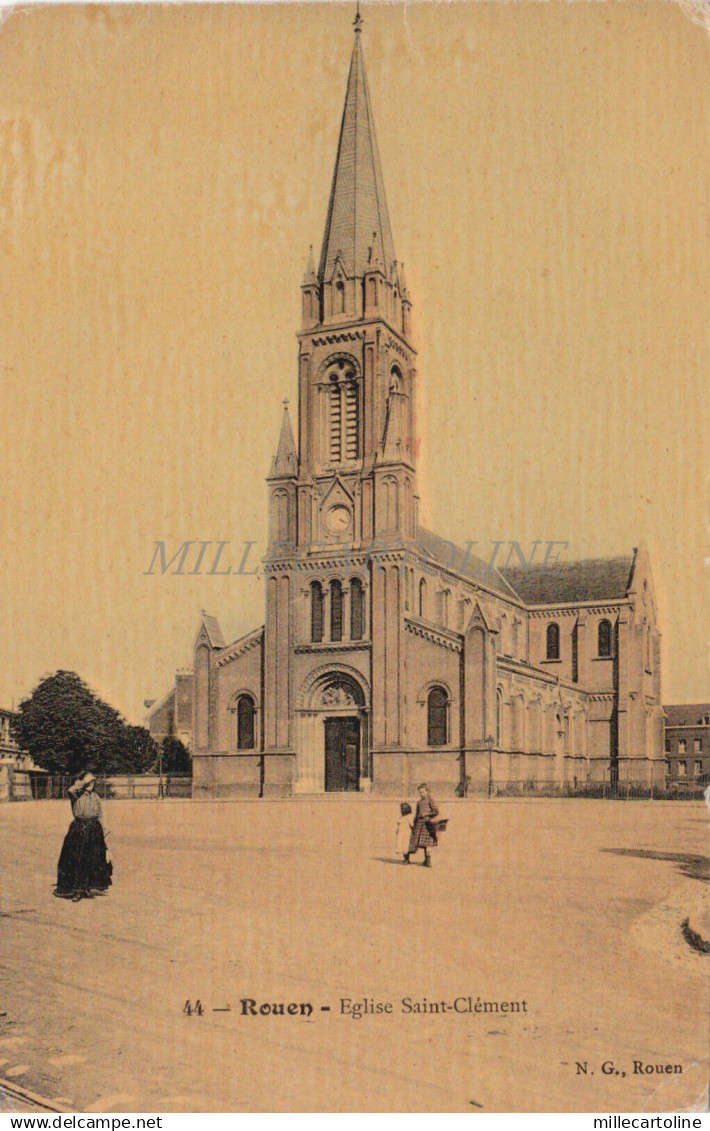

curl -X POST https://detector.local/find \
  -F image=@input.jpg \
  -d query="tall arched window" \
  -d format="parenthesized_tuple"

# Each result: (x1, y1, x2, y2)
(419, 577, 427, 618)
(528, 699, 542, 753)
(496, 690, 502, 746)
(335, 279, 345, 313)
(326, 364, 360, 463)
(458, 597, 472, 630)
(383, 476, 399, 529)
(350, 578, 364, 641)
(330, 580, 343, 642)
(436, 589, 449, 628)
(329, 376, 342, 461)
(272, 489, 288, 543)
(237, 695, 255, 750)
(344, 380, 359, 459)
(598, 619, 612, 658)
(368, 277, 377, 308)
(427, 687, 448, 746)
(546, 623, 560, 660)
(311, 581, 324, 643)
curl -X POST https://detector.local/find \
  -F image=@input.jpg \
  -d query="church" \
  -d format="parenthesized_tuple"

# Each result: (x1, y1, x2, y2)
(148, 14, 665, 797)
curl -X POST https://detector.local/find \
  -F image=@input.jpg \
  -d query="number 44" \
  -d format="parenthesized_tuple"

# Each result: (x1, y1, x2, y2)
(183, 1000, 204, 1016)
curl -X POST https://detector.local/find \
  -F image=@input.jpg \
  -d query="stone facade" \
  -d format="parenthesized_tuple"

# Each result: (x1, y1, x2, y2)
(663, 703, 710, 784)
(148, 18, 665, 797)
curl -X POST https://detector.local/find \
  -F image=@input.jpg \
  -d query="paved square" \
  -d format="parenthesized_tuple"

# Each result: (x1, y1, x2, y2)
(0, 798, 707, 1113)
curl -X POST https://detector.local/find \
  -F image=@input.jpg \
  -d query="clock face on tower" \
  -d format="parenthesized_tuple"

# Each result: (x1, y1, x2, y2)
(325, 504, 351, 535)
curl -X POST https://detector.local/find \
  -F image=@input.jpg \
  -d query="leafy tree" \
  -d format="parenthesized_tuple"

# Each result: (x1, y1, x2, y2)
(122, 725, 158, 775)
(160, 735, 191, 775)
(12, 671, 157, 776)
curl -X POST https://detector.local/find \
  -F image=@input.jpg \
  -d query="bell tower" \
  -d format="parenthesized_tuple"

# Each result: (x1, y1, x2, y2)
(263, 9, 418, 771)
(292, 7, 418, 552)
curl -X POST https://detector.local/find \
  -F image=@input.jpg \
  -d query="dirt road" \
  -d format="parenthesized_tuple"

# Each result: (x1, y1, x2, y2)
(0, 798, 706, 1112)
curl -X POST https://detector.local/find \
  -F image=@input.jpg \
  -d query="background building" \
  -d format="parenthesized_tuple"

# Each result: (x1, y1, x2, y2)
(0, 707, 20, 762)
(663, 703, 710, 785)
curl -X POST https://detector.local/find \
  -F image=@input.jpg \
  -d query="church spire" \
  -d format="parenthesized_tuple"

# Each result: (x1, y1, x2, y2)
(268, 401, 298, 478)
(318, 15, 395, 285)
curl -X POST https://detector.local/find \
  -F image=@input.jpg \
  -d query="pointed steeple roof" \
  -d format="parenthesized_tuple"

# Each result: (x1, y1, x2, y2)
(269, 401, 298, 478)
(195, 611, 226, 651)
(318, 17, 396, 283)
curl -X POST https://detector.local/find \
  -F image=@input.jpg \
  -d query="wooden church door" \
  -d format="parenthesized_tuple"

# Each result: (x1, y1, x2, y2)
(324, 717, 360, 792)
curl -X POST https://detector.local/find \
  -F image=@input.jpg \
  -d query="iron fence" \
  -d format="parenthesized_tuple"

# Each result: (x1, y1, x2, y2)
(466, 778, 707, 800)
(6, 772, 192, 801)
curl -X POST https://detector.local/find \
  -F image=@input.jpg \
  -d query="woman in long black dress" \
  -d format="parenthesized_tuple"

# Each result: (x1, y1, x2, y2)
(55, 772, 112, 901)
(405, 782, 439, 867)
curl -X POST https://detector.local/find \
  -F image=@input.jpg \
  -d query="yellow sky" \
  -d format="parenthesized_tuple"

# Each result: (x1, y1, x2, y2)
(1, 1, 708, 722)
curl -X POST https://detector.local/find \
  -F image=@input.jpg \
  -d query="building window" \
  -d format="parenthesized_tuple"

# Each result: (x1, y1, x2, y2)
(546, 623, 560, 660)
(664, 760, 671, 776)
(272, 489, 289, 543)
(694, 760, 702, 777)
(237, 695, 255, 750)
(694, 739, 702, 753)
(678, 739, 686, 754)
(678, 761, 687, 776)
(327, 366, 360, 463)
(350, 578, 364, 641)
(329, 376, 342, 461)
(665, 738, 671, 752)
(598, 619, 612, 658)
(311, 581, 324, 643)
(427, 687, 448, 746)
(436, 589, 449, 628)
(330, 579, 343, 642)
(344, 380, 359, 459)
(382, 475, 399, 529)
(496, 690, 502, 746)
(419, 577, 427, 618)
(335, 279, 345, 314)
(329, 377, 341, 461)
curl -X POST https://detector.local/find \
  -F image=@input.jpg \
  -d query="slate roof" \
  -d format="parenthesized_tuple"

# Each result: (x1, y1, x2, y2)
(663, 704, 710, 727)
(200, 614, 226, 650)
(501, 556, 635, 606)
(416, 527, 519, 600)
(269, 404, 298, 478)
(318, 27, 396, 283)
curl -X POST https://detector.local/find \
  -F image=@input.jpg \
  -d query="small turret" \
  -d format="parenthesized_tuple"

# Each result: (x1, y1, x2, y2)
(268, 401, 298, 480)
(364, 231, 386, 317)
(301, 245, 319, 328)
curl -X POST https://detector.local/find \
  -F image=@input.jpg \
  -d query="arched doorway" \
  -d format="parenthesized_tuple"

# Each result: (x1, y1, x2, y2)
(320, 678, 365, 791)
(296, 669, 369, 793)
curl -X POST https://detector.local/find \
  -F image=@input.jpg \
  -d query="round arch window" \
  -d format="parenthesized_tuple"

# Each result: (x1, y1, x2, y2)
(427, 687, 448, 746)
